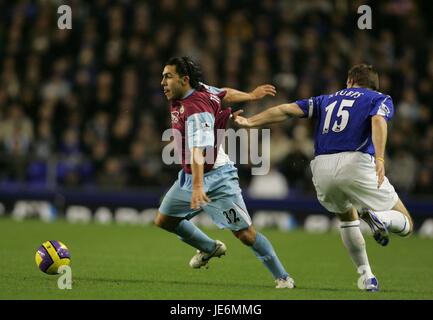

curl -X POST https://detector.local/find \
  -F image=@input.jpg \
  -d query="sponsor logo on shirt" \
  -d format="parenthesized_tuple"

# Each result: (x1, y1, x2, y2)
(201, 121, 212, 130)
(379, 102, 390, 116)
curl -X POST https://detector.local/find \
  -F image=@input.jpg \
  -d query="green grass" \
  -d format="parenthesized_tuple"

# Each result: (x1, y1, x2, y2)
(0, 218, 432, 300)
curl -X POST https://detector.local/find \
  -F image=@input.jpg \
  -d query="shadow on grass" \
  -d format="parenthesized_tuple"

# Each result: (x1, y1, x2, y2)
(73, 276, 358, 293)
(72, 276, 433, 296)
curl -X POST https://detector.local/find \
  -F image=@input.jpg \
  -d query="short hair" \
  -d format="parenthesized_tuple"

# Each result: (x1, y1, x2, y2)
(347, 64, 379, 90)
(165, 56, 203, 89)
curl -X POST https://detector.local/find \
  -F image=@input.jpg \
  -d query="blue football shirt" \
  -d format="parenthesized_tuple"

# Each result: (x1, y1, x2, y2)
(295, 87, 394, 156)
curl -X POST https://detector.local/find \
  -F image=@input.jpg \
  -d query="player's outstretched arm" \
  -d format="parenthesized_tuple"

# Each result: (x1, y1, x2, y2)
(232, 103, 304, 128)
(221, 84, 276, 106)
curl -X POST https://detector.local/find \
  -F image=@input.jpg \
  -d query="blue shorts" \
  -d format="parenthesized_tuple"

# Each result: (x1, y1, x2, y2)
(159, 164, 252, 231)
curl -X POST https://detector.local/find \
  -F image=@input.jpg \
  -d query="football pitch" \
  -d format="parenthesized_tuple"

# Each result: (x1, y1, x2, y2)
(0, 218, 432, 300)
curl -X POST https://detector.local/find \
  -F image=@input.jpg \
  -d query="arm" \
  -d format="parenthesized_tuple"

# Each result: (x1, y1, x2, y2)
(221, 84, 276, 107)
(185, 107, 214, 209)
(190, 147, 211, 209)
(371, 115, 387, 188)
(232, 103, 305, 128)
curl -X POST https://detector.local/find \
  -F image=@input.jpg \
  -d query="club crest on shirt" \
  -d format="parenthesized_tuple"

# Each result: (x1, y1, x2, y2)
(179, 105, 185, 114)
(171, 110, 180, 123)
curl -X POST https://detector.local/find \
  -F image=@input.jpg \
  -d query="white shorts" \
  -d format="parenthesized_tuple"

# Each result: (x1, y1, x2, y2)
(310, 152, 399, 214)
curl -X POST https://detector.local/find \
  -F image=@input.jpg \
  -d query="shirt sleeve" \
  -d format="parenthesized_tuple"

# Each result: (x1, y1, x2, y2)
(199, 82, 227, 100)
(186, 112, 215, 150)
(370, 95, 394, 121)
(295, 96, 322, 118)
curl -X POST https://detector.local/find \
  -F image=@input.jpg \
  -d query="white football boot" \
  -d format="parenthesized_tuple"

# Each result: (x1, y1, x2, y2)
(275, 276, 296, 289)
(363, 277, 380, 292)
(189, 240, 227, 269)
(360, 208, 389, 246)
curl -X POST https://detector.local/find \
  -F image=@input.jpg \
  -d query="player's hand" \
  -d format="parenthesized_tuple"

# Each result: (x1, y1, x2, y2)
(231, 110, 251, 128)
(375, 159, 385, 189)
(191, 188, 211, 209)
(249, 84, 276, 100)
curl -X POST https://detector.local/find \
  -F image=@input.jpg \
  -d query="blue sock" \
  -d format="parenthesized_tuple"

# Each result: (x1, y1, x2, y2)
(174, 219, 216, 253)
(251, 232, 289, 279)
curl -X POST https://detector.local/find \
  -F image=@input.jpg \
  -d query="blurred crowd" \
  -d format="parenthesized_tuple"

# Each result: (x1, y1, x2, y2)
(0, 0, 432, 197)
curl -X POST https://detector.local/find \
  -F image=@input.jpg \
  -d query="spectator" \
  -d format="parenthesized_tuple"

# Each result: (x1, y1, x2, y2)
(97, 157, 127, 189)
(0, 104, 34, 181)
(413, 168, 433, 196)
(248, 165, 290, 199)
(0, 0, 430, 197)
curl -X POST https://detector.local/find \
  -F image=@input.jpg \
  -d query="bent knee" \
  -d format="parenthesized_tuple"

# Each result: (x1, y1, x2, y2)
(154, 213, 179, 232)
(402, 229, 413, 237)
(407, 213, 414, 233)
(154, 213, 164, 228)
(402, 216, 414, 237)
(337, 208, 358, 222)
(402, 210, 414, 236)
(233, 228, 256, 246)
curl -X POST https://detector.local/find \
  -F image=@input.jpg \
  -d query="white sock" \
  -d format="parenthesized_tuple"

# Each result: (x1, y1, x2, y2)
(374, 210, 411, 236)
(340, 220, 374, 278)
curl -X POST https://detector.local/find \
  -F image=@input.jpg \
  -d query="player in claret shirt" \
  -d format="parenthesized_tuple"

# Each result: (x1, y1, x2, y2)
(233, 64, 414, 292)
(155, 56, 295, 289)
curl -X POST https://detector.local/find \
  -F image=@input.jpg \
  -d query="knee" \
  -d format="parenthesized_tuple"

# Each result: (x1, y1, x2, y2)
(393, 200, 414, 236)
(154, 213, 177, 232)
(407, 212, 414, 234)
(403, 228, 413, 237)
(233, 228, 256, 246)
(154, 214, 164, 228)
(338, 208, 358, 222)
(402, 213, 414, 237)
(395, 207, 414, 237)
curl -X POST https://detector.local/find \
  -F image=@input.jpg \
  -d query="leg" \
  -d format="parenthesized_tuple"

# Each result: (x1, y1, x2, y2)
(359, 198, 413, 239)
(232, 225, 256, 246)
(154, 212, 217, 253)
(392, 198, 413, 231)
(379, 198, 413, 236)
(154, 212, 182, 232)
(233, 226, 294, 287)
(157, 178, 218, 255)
(341, 155, 413, 238)
(338, 208, 378, 291)
(202, 191, 293, 287)
(311, 153, 379, 290)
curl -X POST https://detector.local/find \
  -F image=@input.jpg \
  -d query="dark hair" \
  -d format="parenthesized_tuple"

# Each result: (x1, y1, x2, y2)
(347, 64, 379, 90)
(165, 56, 203, 89)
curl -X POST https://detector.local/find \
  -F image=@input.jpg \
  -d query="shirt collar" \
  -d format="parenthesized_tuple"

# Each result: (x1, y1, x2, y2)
(182, 88, 195, 99)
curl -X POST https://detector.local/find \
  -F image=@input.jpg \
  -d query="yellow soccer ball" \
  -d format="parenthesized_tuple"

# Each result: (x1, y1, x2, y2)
(35, 240, 71, 275)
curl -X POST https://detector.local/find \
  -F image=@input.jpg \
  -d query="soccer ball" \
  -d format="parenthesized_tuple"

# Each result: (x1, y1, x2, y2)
(35, 240, 71, 275)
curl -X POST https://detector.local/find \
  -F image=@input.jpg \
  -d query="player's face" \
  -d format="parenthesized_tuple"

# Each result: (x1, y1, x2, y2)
(161, 65, 187, 101)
